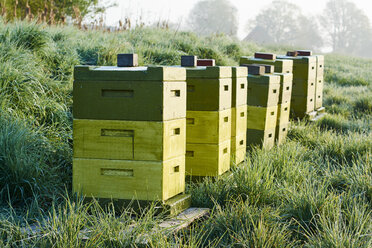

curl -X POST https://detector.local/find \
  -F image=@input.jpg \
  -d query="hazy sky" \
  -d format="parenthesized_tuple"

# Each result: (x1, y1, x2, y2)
(105, 0, 372, 39)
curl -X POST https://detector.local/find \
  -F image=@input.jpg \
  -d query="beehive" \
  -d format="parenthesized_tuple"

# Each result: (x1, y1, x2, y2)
(275, 122, 289, 145)
(315, 55, 324, 110)
(73, 66, 186, 121)
(274, 73, 293, 104)
(275, 102, 290, 144)
(231, 67, 247, 164)
(240, 56, 293, 74)
(291, 95, 315, 118)
(246, 128, 275, 150)
(247, 74, 280, 107)
(247, 106, 277, 130)
(184, 66, 232, 177)
(73, 64, 188, 204)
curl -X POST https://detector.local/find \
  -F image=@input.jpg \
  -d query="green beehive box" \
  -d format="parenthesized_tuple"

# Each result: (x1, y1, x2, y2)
(73, 119, 185, 161)
(315, 55, 324, 110)
(240, 56, 293, 73)
(274, 73, 293, 104)
(277, 55, 317, 81)
(291, 95, 315, 118)
(185, 140, 231, 177)
(247, 74, 280, 107)
(275, 122, 289, 145)
(73, 156, 185, 201)
(73, 66, 186, 121)
(247, 105, 278, 130)
(186, 109, 231, 144)
(246, 128, 275, 150)
(185, 66, 232, 111)
(292, 79, 316, 96)
(232, 67, 248, 107)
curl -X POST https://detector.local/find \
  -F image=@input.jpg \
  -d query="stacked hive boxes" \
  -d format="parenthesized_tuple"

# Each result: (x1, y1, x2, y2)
(277, 53, 317, 118)
(72, 63, 187, 203)
(315, 55, 324, 111)
(244, 65, 281, 149)
(184, 64, 232, 177)
(231, 67, 248, 164)
(240, 54, 293, 145)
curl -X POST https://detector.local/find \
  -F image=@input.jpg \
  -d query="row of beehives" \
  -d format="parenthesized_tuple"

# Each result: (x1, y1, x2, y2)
(72, 51, 324, 203)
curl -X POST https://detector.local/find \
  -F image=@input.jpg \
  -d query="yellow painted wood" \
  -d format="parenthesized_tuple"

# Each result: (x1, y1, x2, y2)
(73, 80, 186, 121)
(316, 55, 324, 77)
(231, 68, 248, 107)
(73, 156, 185, 201)
(232, 105, 247, 137)
(74, 65, 186, 82)
(185, 66, 232, 79)
(315, 71, 324, 110)
(73, 119, 186, 161)
(231, 133, 246, 165)
(246, 128, 275, 150)
(290, 95, 315, 118)
(187, 78, 232, 111)
(240, 56, 293, 73)
(186, 109, 231, 144)
(275, 122, 289, 145)
(277, 56, 317, 81)
(247, 106, 278, 130)
(185, 140, 231, 177)
(277, 102, 291, 125)
(247, 75, 280, 107)
(274, 73, 293, 104)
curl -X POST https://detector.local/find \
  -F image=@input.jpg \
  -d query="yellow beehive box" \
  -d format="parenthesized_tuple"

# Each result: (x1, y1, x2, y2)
(247, 105, 278, 130)
(246, 128, 275, 150)
(247, 74, 281, 107)
(291, 95, 315, 118)
(275, 122, 289, 145)
(73, 66, 186, 121)
(232, 67, 248, 107)
(232, 105, 247, 138)
(315, 55, 324, 110)
(186, 109, 231, 144)
(240, 56, 293, 73)
(315, 87, 323, 110)
(277, 102, 291, 125)
(185, 66, 232, 111)
(316, 55, 324, 78)
(185, 140, 231, 177)
(231, 133, 246, 165)
(277, 55, 317, 81)
(73, 156, 185, 201)
(73, 119, 185, 161)
(274, 73, 293, 104)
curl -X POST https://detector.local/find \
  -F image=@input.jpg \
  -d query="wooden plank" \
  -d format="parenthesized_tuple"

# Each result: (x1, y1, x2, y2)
(181, 56, 197, 67)
(186, 109, 231, 144)
(73, 119, 185, 161)
(247, 75, 280, 107)
(73, 157, 185, 201)
(197, 59, 215, 66)
(231, 67, 248, 107)
(247, 105, 278, 130)
(185, 66, 231, 79)
(231, 105, 247, 138)
(254, 52, 276, 60)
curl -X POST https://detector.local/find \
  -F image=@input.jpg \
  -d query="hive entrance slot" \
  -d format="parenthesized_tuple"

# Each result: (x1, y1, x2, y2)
(171, 90, 181, 97)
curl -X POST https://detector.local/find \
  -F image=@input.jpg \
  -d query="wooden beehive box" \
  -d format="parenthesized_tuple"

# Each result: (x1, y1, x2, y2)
(73, 156, 185, 201)
(291, 95, 315, 118)
(247, 105, 278, 130)
(277, 55, 317, 81)
(246, 128, 275, 150)
(73, 119, 186, 161)
(247, 74, 281, 107)
(73, 66, 186, 121)
(240, 56, 293, 74)
(274, 73, 293, 104)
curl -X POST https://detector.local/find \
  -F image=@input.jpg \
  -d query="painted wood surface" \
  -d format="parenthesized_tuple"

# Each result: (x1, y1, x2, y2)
(186, 109, 231, 144)
(292, 79, 316, 96)
(240, 57, 294, 74)
(73, 156, 185, 201)
(185, 140, 231, 177)
(277, 102, 291, 125)
(231, 105, 247, 137)
(73, 119, 186, 161)
(73, 80, 186, 121)
(247, 105, 278, 130)
(185, 66, 232, 79)
(231, 67, 248, 107)
(274, 72, 293, 104)
(231, 133, 246, 165)
(246, 128, 275, 150)
(247, 75, 280, 107)
(186, 78, 232, 111)
(275, 122, 289, 145)
(290, 95, 315, 118)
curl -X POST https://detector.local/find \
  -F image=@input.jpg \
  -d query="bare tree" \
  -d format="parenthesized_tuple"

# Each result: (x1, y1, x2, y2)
(320, 0, 372, 56)
(188, 0, 238, 36)
(245, 0, 323, 50)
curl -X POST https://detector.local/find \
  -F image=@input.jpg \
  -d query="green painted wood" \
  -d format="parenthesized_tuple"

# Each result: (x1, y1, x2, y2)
(231, 133, 246, 165)
(73, 80, 186, 121)
(186, 78, 232, 111)
(73, 119, 186, 161)
(247, 74, 280, 107)
(247, 105, 278, 130)
(73, 156, 185, 201)
(277, 102, 291, 125)
(246, 128, 275, 150)
(186, 109, 231, 144)
(185, 140, 231, 177)
(74, 66, 186, 82)
(292, 79, 316, 96)
(240, 56, 293, 73)
(232, 67, 248, 107)
(290, 95, 315, 118)
(274, 73, 293, 104)
(185, 66, 232, 79)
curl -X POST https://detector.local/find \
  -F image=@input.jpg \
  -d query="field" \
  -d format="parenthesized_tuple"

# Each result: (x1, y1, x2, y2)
(0, 21, 371, 247)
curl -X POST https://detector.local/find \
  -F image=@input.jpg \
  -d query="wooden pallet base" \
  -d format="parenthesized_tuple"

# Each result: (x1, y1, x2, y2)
(85, 193, 191, 216)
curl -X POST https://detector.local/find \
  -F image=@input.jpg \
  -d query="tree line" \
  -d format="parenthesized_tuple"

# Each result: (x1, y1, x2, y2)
(188, 0, 372, 58)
